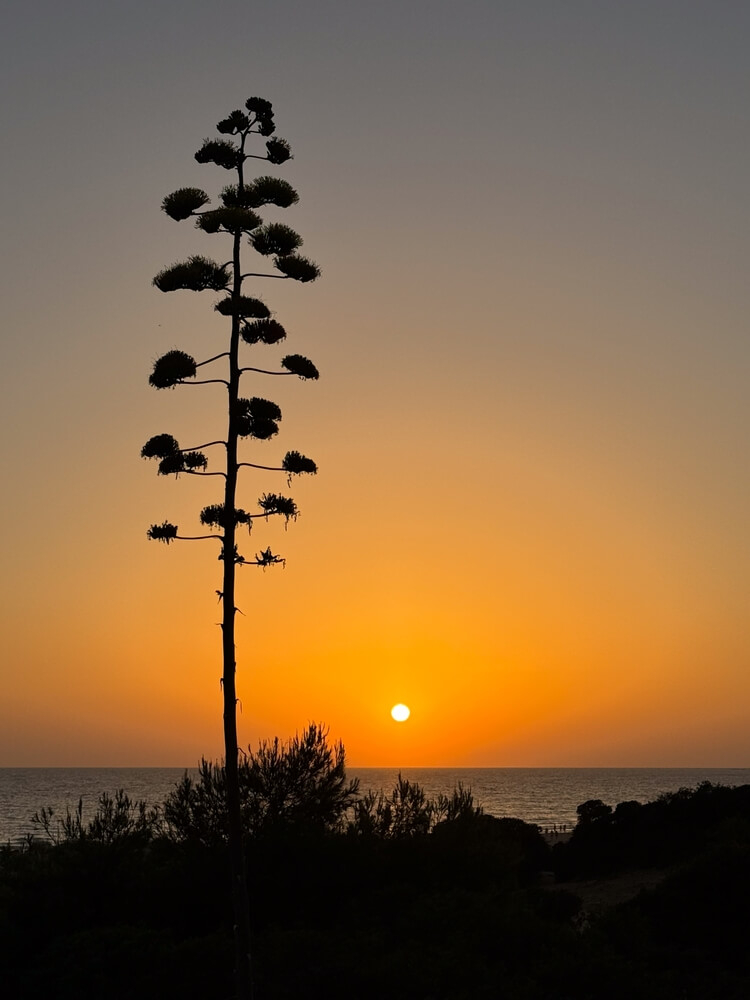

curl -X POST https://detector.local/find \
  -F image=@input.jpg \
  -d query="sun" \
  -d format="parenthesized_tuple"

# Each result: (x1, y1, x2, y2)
(391, 703, 410, 722)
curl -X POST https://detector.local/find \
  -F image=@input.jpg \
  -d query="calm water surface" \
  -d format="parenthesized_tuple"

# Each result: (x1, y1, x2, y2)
(2, 767, 749, 845)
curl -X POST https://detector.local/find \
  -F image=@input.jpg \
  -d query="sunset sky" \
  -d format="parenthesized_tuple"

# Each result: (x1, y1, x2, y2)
(1, 1, 748, 766)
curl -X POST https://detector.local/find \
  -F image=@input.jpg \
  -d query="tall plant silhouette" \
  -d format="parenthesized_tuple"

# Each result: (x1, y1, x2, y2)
(143, 97, 319, 998)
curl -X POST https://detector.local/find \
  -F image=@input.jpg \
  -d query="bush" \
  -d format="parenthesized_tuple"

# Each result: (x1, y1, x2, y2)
(31, 790, 162, 845)
(164, 723, 359, 845)
(556, 781, 750, 879)
(347, 776, 483, 839)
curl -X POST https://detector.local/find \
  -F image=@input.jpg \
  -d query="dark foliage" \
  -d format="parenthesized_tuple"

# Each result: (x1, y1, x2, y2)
(253, 546, 285, 567)
(274, 253, 321, 282)
(194, 138, 243, 170)
(146, 522, 178, 543)
(161, 187, 210, 221)
(153, 256, 229, 293)
(164, 725, 358, 846)
(182, 452, 208, 471)
(265, 137, 292, 164)
(195, 207, 262, 235)
(219, 184, 257, 209)
(213, 295, 270, 318)
(4, 773, 750, 1000)
(245, 96, 274, 118)
(148, 350, 197, 388)
(577, 798, 613, 824)
(234, 397, 282, 439)
(244, 397, 282, 421)
(244, 98, 276, 136)
(157, 453, 186, 476)
(141, 433, 180, 460)
(349, 774, 434, 839)
(200, 505, 252, 530)
(216, 110, 250, 134)
(239, 417, 278, 440)
(250, 223, 303, 257)
(157, 451, 207, 476)
(555, 781, 750, 880)
(282, 450, 318, 475)
(243, 176, 299, 209)
(32, 790, 162, 846)
(257, 493, 298, 521)
(282, 353, 319, 380)
(241, 318, 287, 345)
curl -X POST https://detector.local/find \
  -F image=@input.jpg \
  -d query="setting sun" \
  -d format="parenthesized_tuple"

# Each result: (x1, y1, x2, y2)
(391, 704, 411, 722)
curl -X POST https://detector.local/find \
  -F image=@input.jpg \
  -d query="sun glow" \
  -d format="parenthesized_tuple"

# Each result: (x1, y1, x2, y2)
(391, 703, 410, 722)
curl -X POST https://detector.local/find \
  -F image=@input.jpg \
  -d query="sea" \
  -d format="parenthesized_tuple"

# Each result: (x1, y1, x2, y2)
(2, 767, 749, 846)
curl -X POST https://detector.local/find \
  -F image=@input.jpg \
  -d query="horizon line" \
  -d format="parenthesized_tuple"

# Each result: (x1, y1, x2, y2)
(2, 763, 749, 770)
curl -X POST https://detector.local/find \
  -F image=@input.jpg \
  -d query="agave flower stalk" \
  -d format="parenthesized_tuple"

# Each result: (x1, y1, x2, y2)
(142, 98, 320, 999)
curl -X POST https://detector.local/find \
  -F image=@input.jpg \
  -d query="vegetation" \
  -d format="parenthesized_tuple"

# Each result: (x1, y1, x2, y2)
(553, 780, 750, 879)
(163, 723, 359, 845)
(3, 735, 750, 999)
(143, 97, 319, 996)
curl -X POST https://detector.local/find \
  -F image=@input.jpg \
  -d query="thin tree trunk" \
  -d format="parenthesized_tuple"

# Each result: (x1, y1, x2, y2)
(223, 205, 253, 996)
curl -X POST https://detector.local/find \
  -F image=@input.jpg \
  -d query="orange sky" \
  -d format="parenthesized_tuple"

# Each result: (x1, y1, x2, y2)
(1, 1, 749, 766)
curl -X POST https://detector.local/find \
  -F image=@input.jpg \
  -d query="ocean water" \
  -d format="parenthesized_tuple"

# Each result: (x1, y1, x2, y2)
(1, 767, 749, 846)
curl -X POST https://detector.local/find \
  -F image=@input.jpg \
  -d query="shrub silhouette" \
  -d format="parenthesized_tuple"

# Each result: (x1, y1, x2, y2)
(164, 723, 358, 845)
(348, 777, 483, 839)
(32, 790, 161, 846)
(556, 781, 750, 878)
(4, 776, 750, 999)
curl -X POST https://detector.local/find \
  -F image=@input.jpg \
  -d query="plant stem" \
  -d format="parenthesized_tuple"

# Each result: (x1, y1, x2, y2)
(222, 134, 254, 1000)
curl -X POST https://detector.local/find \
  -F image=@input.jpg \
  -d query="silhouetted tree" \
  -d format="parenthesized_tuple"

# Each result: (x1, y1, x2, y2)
(143, 97, 320, 998)
(164, 723, 359, 845)
(575, 798, 613, 826)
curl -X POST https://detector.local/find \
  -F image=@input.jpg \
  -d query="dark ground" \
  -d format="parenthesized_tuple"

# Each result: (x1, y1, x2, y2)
(2, 780, 749, 999)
